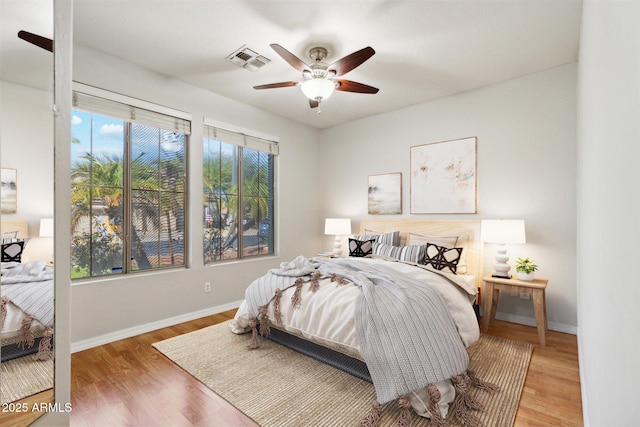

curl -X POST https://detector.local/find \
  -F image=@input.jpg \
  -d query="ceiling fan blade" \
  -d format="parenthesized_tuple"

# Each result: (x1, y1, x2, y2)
(253, 81, 298, 90)
(18, 30, 53, 52)
(335, 80, 379, 94)
(309, 99, 319, 109)
(328, 47, 375, 77)
(270, 44, 311, 73)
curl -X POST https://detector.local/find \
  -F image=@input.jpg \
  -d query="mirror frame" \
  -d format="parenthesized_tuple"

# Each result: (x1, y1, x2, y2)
(44, 0, 72, 425)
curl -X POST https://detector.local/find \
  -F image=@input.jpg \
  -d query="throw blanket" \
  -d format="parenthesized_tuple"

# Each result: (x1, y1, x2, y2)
(1, 261, 54, 360)
(243, 256, 321, 318)
(242, 256, 497, 426)
(318, 258, 469, 403)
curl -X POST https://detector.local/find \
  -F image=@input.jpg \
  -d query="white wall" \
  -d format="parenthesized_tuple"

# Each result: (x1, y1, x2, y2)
(70, 45, 323, 345)
(577, 1, 640, 425)
(318, 64, 578, 332)
(0, 81, 55, 261)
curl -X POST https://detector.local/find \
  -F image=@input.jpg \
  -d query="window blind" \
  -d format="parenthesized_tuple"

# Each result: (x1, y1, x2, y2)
(204, 124, 279, 155)
(72, 91, 192, 135)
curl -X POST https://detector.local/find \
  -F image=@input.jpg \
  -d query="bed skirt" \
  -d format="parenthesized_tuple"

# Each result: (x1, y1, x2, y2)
(1, 336, 47, 362)
(266, 326, 372, 383)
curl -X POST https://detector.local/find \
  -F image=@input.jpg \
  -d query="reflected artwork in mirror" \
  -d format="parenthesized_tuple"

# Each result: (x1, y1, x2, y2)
(0, 0, 55, 423)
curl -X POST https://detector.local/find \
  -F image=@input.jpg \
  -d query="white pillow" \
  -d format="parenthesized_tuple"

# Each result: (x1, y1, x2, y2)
(408, 233, 458, 247)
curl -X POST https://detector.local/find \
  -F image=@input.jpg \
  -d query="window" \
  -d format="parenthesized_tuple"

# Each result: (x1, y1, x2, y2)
(203, 123, 277, 263)
(71, 90, 190, 278)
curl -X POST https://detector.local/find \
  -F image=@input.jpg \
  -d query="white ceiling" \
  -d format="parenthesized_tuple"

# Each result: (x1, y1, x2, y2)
(0, 1, 54, 91)
(2, 0, 582, 129)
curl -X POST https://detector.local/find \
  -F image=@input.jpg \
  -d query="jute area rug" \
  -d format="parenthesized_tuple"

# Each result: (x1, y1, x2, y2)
(153, 322, 533, 427)
(0, 354, 53, 404)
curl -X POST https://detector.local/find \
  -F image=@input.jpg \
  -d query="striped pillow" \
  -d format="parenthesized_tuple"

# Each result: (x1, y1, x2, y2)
(372, 242, 426, 264)
(1, 231, 18, 240)
(362, 230, 400, 246)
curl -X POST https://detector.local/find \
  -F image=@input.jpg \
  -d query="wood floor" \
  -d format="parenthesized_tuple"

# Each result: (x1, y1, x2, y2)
(0, 389, 53, 427)
(485, 320, 583, 426)
(42, 309, 581, 426)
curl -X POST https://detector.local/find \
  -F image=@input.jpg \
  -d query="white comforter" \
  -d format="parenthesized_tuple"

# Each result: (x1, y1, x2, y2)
(230, 256, 480, 419)
(232, 256, 478, 355)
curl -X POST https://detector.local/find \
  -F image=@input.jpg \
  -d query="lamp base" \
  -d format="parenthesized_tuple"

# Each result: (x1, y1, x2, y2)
(492, 274, 512, 279)
(492, 244, 512, 278)
(332, 235, 342, 257)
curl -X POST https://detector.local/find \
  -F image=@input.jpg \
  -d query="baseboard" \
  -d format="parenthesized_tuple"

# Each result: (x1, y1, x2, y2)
(71, 300, 243, 353)
(576, 327, 589, 427)
(493, 312, 577, 335)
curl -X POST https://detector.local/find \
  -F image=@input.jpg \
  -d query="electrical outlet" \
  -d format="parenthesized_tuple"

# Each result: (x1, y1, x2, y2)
(204, 282, 211, 293)
(519, 292, 531, 300)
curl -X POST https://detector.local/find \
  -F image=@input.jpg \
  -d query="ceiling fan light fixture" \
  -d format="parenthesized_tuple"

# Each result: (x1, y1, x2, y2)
(254, 44, 378, 109)
(300, 78, 336, 101)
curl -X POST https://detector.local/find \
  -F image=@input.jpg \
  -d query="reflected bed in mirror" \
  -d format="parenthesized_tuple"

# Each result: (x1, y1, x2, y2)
(0, 219, 54, 404)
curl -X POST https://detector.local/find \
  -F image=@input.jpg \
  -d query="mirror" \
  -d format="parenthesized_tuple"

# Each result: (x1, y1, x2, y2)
(0, 0, 54, 423)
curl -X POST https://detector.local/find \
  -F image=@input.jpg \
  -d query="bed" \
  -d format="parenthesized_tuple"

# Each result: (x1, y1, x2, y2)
(0, 219, 54, 362)
(231, 219, 495, 424)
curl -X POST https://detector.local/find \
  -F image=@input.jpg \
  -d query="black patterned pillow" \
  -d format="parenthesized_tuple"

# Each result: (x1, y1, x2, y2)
(349, 238, 375, 257)
(422, 243, 463, 274)
(1, 240, 26, 263)
(372, 242, 426, 264)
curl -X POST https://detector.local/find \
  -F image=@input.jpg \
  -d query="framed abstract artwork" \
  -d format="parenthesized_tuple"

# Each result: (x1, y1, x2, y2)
(368, 172, 402, 215)
(1, 168, 17, 214)
(410, 137, 477, 214)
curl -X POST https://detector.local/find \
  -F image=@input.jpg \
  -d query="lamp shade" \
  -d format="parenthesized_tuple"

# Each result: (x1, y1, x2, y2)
(39, 218, 54, 237)
(301, 79, 336, 101)
(480, 219, 526, 244)
(324, 218, 351, 235)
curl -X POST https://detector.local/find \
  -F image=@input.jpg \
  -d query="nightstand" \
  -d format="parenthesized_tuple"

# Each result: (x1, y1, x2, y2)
(481, 275, 548, 346)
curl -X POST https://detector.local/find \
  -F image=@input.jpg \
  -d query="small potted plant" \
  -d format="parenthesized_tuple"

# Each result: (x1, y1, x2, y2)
(515, 257, 538, 281)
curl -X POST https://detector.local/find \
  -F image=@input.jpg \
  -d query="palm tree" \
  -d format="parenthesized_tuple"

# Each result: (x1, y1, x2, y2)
(71, 151, 168, 274)
(241, 150, 273, 255)
(71, 152, 127, 276)
(154, 150, 186, 266)
(203, 144, 237, 261)
(202, 141, 274, 261)
(129, 127, 186, 269)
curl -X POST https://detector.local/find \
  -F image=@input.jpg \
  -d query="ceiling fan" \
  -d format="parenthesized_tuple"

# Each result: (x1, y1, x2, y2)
(254, 44, 379, 108)
(17, 30, 53, 52)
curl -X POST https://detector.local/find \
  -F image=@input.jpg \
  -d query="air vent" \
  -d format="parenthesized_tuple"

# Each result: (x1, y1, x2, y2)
(226, 45, 271, 72)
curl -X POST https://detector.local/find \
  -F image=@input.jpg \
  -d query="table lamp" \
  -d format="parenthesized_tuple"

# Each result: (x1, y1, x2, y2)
(324, 218, 351, 257)
(481, 219, 526, 278)
(39, 218, 54, 238)
(39, 217, 54, 265)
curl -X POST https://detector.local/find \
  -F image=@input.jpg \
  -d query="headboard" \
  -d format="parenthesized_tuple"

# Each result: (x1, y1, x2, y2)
(0, 218, 29, 238)
(358, 218, 483, 287)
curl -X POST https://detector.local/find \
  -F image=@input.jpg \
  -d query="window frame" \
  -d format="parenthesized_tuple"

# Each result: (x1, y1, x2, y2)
(71, 84, 192, 279)
(203, 119, 278, 264)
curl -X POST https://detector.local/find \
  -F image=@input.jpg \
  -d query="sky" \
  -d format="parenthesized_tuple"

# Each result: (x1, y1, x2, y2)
(71, 109, 124, 167)
(71, 110, 186, 170)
